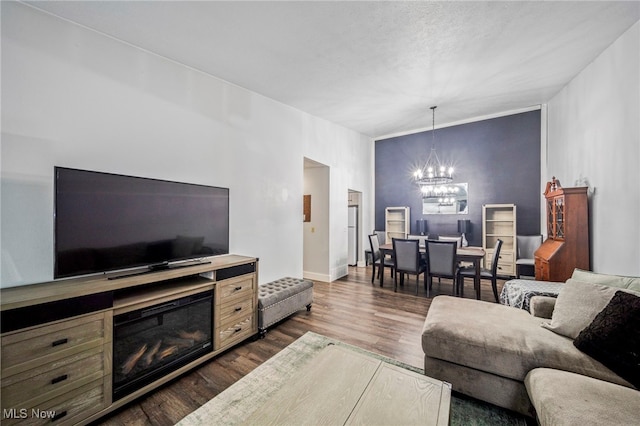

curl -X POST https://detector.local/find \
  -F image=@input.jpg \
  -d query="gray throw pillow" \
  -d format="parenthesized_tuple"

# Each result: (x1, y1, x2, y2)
(542, 279, 619, 339)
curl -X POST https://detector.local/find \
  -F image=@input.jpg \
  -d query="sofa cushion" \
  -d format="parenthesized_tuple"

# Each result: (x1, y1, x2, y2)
(574, 291, 640, 389)
(525, 368, 640, 426)
(541, 279, 618, 339)
(571, 268, 640, 292)
(541, 279, 640, 339)
(422, 296, 633, 387)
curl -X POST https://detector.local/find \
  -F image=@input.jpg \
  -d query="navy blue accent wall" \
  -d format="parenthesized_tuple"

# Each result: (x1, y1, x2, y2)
(375, 110, 541, 247)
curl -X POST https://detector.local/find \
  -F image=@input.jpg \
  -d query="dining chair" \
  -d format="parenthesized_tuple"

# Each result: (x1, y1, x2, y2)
(438, 235, 463, 248)
(369, 233, 394, 286)
(458, 239, 503, 302)
(516, 235, 543, 278)
(364, 230, 384, 266)
(392, 238, 426, 295)
(408, 234, 428, 249)
(437, 235, 465, 270)
(424, 240, 459, 297)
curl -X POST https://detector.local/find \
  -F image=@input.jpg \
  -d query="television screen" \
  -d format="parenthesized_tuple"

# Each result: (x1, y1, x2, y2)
(54, 167, 229, 279)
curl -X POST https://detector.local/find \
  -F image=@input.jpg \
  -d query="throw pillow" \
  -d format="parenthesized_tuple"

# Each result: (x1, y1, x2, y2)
(541, 279, 618, 339)
(573, 291, 640, 389)
(572, 269, 640, 292)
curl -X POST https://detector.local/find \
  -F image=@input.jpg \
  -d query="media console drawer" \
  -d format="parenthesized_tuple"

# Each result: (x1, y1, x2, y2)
(1, 346, 105, 409)
(219, 297, 254, 326)
(217, 315, 255, 349)
(218, 275, 255, 301)
(1, 378, 107, 426)
(1, 312, 111, 378)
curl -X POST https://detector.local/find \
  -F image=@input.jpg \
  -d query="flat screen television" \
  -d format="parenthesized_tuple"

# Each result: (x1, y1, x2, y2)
(54, 167, 229, 279)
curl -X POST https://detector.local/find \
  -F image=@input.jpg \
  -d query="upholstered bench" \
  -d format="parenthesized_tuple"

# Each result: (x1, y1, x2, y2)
(258, 277, 313, 337)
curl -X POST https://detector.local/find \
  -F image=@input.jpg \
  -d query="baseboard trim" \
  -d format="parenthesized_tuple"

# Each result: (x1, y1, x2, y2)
(303, 271, 331, 282)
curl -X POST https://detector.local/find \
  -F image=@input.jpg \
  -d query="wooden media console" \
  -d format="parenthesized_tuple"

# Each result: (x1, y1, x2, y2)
(1, 254, 258, 425)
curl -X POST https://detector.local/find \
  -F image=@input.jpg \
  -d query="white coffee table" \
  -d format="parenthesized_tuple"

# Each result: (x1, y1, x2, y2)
(242, 344, 451, 425)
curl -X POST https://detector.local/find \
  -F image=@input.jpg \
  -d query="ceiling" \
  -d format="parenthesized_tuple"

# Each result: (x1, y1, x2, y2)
(25, 1, 640, 139)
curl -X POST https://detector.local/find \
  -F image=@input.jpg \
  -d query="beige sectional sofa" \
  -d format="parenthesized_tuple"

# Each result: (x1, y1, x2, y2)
(421, 269, 640, 423)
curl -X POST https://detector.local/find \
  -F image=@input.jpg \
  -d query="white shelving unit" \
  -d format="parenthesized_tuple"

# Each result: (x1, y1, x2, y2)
(482, 204, 517, 277)
(385, 206, 410, 244)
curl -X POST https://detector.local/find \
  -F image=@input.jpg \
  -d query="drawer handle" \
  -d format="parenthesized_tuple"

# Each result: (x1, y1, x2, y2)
(52, 411, 67, 422)
(234, 307, 242, 312)
(234, 286, 243, 291)
(51, 338, 68, 347)
(51, 374, 68, 385)
(234, 327, 242, 333)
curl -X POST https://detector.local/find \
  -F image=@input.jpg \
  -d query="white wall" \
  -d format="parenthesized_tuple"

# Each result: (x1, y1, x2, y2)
(0, 2, 373, 287)
(547, 21, 639, 275)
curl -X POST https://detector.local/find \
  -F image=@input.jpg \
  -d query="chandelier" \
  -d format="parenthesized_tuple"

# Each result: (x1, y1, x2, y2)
(414, 106, 454, 190)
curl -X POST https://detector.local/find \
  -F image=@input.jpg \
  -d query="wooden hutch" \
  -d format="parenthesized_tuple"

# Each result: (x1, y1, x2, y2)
(535, 177, 590, 282)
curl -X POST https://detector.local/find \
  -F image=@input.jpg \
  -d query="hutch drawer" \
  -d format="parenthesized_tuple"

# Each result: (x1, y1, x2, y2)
(485, 250, 515, 276)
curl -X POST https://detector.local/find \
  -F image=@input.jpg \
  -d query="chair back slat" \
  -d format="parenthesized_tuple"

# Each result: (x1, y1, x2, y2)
(490, 239, 504, 276)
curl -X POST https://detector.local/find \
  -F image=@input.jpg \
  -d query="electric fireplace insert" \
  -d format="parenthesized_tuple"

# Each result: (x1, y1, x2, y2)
(112, 291, 213, 400)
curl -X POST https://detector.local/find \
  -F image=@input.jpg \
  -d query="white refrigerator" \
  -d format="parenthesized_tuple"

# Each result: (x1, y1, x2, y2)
(348, 206, 358, 266)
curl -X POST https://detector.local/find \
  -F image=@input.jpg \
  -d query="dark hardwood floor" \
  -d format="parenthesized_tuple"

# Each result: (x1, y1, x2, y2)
(96, 266, 509, 426)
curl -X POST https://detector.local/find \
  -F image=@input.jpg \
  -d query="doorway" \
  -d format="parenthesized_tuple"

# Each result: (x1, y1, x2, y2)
(348, 190, 363, 267)
(303, 158, 330, 282)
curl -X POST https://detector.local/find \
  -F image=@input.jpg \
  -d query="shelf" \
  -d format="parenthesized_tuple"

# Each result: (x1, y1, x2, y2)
(113, 275, 214, 313)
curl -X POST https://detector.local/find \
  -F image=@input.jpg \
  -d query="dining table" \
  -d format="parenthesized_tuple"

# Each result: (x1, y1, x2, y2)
(378, 243, 486, 299)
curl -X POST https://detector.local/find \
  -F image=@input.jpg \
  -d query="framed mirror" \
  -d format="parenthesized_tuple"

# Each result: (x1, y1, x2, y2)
(422, 182, 468, 215)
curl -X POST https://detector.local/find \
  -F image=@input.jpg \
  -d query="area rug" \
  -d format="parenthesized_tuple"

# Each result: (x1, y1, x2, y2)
(177, 331, 527, 425)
